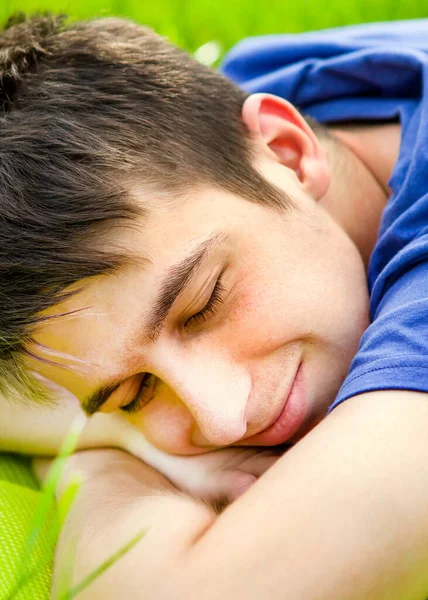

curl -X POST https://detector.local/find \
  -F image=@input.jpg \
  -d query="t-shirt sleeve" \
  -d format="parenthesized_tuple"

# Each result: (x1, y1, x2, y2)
(327, 256, 428, 413)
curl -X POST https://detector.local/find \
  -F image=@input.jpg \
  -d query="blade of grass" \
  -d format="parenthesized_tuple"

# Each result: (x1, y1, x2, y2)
(53, 476, 82, 597)
(57, 529, 148, 600)
(57, 472, 82, 530)
(25, 413, 87, 554)
(5, 413, 88, 600)
(53, 475, 84, 599)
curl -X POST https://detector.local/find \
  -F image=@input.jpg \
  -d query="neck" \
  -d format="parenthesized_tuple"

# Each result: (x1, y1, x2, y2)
(318, 122, 400, 271)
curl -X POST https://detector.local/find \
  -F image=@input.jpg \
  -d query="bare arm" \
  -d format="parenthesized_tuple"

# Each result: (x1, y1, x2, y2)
(46, 390, 428, 600)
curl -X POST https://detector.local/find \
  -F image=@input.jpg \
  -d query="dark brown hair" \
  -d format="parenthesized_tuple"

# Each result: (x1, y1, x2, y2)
(0, 12, 293, 404)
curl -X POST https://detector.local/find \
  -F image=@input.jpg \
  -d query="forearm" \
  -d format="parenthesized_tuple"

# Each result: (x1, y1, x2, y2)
(51, 450, 217, 599)
(53, 391, 428, 600)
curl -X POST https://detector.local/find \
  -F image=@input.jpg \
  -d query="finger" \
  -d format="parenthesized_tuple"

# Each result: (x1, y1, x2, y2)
(203, 470, 257, 503)
(218, 471, 258, 502)
(229, 472, 258, 501)
(238, 450, 280, 477)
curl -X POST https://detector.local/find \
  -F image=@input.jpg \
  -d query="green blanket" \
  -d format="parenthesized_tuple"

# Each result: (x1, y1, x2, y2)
(0, 454, 55, 600)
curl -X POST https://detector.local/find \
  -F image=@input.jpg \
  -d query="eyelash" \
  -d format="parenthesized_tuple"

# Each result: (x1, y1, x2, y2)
(184, 273, 226, 329)
(120, 374, 153, 414)
(120, 274, 227, 414)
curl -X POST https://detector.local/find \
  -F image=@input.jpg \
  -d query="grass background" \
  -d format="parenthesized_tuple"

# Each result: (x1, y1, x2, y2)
(1, 0, 428, 59)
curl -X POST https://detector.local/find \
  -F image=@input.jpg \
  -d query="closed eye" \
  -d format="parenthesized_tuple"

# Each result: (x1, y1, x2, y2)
(120, 373, 154, 414)
(184, 272, 226, 329)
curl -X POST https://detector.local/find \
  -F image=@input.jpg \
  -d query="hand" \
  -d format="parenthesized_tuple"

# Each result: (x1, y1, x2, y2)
(162, 446, 284, 504)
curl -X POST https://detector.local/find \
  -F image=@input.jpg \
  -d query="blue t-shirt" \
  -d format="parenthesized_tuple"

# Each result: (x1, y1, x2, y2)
(221, 20, 428, 413)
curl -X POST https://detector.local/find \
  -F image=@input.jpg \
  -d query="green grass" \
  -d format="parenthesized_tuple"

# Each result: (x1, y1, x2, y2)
(1, 0, 428, 56)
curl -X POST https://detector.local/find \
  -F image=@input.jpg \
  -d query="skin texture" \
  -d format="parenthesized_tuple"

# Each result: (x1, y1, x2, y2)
(22, 94, 401, 459)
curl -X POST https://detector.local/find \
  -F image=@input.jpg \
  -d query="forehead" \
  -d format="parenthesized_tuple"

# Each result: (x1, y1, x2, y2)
(125, 184, 252, 247)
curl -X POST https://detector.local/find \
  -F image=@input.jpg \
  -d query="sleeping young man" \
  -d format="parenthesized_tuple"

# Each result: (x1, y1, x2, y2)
(1, 12, 428, 599)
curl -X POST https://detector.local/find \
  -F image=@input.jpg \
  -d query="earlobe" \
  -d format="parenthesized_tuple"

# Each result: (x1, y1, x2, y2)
(242, 93, 331, 200)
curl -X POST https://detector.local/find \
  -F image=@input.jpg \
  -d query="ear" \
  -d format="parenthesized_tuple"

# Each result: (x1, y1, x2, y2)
(242, 93, 331, 200)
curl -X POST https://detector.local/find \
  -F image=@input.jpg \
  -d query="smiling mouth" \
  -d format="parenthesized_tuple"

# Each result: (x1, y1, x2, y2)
(250, 365, 299, 434)
(235, 362, 307, 446)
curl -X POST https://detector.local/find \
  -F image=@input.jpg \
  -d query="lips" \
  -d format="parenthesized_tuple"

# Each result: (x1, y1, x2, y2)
(238, 362, 308, 446)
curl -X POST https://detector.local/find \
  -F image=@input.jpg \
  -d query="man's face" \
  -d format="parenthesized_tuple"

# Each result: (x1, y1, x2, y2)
(31, 155, 370, 455)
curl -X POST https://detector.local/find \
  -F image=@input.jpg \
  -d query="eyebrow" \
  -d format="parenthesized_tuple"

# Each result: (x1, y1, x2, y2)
(82, 381, 123, 417)
(81, 230, 228, 417)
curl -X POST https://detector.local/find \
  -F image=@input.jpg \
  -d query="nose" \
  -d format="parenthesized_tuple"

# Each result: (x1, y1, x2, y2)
(162, 351, 251, 446)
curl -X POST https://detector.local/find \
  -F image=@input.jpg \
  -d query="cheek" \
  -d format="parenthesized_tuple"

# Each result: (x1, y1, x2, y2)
(128, 394, 203, 455)
(237, 226, 369, 374)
